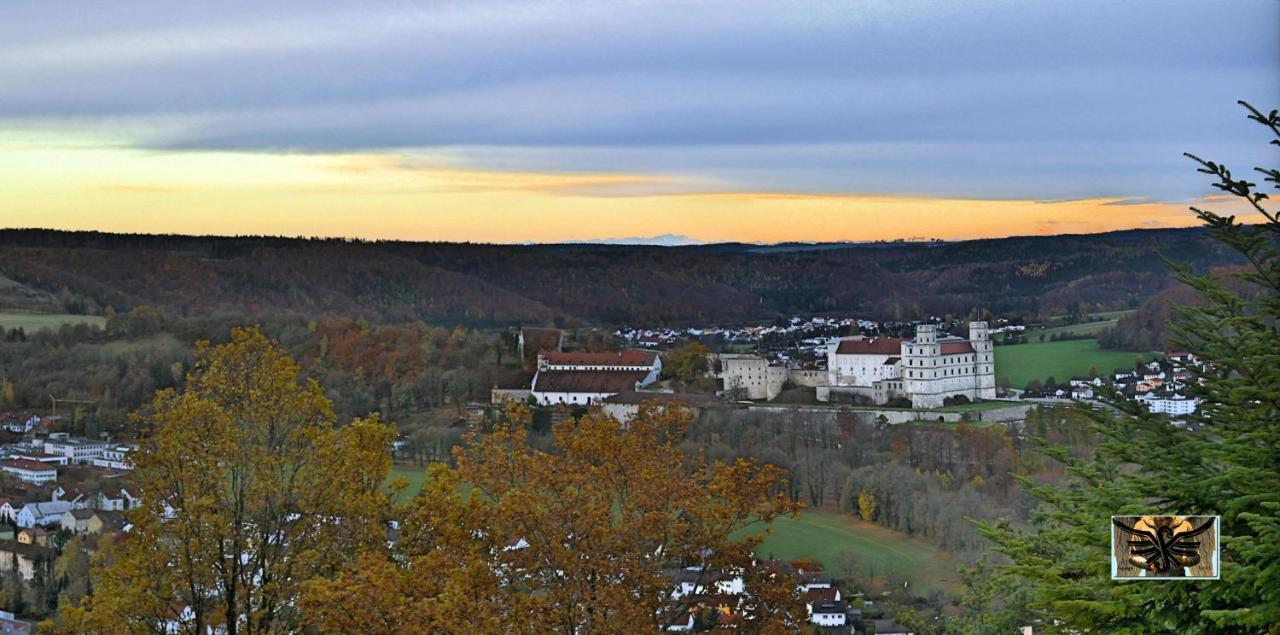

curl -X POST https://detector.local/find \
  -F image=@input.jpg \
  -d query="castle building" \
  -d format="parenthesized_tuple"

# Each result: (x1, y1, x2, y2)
(717, 354, 788, 401)
(820, 322, 996, 408)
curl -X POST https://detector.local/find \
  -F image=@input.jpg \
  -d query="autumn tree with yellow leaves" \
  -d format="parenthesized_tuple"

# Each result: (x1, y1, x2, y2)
(57, 328, 396, 634)
(57, 328, 805, 633)
(303, 403, 807, 634)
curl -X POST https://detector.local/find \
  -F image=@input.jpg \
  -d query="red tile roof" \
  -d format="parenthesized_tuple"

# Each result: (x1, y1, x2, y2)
(882, 356, 900, 365)
(533, 370, 650, 394)
(940, 341, 976, 355)
(835, 338, 906, 355)
(0, 459, 56, 473)
(543, 350, 658, 367)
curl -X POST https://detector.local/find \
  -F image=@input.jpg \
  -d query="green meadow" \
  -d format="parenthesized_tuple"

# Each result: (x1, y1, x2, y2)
(994, 339, 1150, 388)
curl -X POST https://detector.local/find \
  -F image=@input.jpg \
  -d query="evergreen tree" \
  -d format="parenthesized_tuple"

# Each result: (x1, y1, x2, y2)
(961, 103, 1279, 632)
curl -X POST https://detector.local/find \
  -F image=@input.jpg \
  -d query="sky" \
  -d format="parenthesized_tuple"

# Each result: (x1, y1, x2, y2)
(2, 1, 1276, 244)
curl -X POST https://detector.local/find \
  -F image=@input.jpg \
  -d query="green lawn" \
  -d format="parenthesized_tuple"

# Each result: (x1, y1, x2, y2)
(0, 311, 106, 331)
(741, 510, 957, 592)
(387, 465, 433, 497)
(995, 338, 1149, 388)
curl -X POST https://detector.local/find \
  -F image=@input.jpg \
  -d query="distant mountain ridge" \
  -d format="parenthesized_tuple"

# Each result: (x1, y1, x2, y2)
(0, 227, 1244, 327)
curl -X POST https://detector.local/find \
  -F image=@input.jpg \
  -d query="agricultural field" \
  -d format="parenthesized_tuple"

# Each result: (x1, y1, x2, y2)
(388, 465, 956, 592)
(994, 338, 1150, 388)
(740, 510, 958, 593)
(0, 311, 107, 331)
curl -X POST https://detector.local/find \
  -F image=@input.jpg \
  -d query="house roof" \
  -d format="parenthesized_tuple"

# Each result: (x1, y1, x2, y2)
(811, 600, 847, 615)
(805, 587, 839, 604)
(601, 391, 715, 407)
(939, 341, 976, 355)
(20, 501, 71, 514)
(533, 370, 650, 394)
(68, 509, 96, 520)
(543, 350, 658, 367)
(882, 356, 900, 365)
(0, 459, 56, 473)
(835, 338, 906, 355)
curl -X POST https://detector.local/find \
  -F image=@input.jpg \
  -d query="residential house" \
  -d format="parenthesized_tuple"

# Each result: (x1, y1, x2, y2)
(16, 528, 47, 547)
(664, 612, 695, 632)
(61, 509, 96, 534)
(0, 459, 57, 485)
(796, 569, 833, 593)
(52, 483, 93, 509)
(96, 481, 142, 511)
(16, 501, 73, 528)
(0, 414, 39, 435)
(1070, 385, 1094, 400)
(810, 600, 849, 628)
(805, 586, 846, 626)
(0, 498, 20, 523)
(665, 566, 745, 600)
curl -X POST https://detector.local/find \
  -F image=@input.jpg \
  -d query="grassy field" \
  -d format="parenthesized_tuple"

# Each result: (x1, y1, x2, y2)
(388, 465, 956, 592)
(995, 338, 1149, 388)
(741, 510, 957, 592)
(996, 310, 1134, 343)
(0, 311, 107, 331)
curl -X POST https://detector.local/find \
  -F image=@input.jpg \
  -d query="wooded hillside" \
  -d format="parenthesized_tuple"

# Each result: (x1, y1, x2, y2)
(0, 227, 1244, 326)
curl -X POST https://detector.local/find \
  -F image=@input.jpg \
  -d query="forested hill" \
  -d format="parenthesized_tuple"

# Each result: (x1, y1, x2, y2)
(0, 227, 1244, 326)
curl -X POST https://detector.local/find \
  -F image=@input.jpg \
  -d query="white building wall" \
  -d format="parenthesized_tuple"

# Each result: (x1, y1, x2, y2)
(826, 350, 900, 387)
(720, 355, 786, 401)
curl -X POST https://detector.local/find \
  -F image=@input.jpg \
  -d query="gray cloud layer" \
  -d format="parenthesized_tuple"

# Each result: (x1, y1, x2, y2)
(2, 0, 1276, 199)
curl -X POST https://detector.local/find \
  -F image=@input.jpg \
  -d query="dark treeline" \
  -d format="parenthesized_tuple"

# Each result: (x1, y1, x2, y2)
(0, 226, 1244, 327)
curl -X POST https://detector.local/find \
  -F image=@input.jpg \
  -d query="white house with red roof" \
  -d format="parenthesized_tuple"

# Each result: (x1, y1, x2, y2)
(822, 322, 996, 408)
(530, 350, 662, 406)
